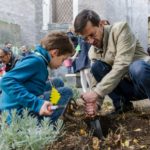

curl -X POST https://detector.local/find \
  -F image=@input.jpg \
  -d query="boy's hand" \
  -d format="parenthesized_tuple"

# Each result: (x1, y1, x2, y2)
(39, 101, 53, 116)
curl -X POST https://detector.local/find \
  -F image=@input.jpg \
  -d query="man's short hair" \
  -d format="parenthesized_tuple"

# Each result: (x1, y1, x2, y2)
(5, 42, 10, 45)
(74, 9, 100, 33)
(2, 47, 12, 54)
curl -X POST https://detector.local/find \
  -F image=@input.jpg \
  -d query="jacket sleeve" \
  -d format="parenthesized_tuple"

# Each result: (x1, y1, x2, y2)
(1, 57, 44, 113)
(94, 23, 136, 97)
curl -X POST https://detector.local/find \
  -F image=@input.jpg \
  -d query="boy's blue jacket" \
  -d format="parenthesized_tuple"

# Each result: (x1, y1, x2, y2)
(0, 45, 51, 113)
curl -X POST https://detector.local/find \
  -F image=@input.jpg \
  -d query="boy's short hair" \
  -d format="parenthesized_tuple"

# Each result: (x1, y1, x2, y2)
(40, 32, 74, 56)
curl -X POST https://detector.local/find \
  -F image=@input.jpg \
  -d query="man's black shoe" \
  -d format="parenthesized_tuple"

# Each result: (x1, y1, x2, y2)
(113, 101, 134, 114)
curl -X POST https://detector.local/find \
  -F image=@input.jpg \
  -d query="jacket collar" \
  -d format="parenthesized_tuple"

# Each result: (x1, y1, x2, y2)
(102, 25, 112, 51)
(93, 25, 112, 54)
(35, 45, 51, 64)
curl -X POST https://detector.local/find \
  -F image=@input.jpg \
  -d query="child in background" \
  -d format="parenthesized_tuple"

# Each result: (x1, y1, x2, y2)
(63, 57, 73, 73)
(72, 37, 92, 92)
(63, 28, 78, 74)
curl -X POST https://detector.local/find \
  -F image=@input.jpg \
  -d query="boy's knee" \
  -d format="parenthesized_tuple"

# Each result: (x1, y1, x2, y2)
(62, 87, 73, 98)
(52, 78, 64, 87)
(58, 87, 73, 105)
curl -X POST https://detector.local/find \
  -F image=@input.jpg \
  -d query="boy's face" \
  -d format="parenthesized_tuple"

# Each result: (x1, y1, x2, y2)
(49, 49, 70, 69)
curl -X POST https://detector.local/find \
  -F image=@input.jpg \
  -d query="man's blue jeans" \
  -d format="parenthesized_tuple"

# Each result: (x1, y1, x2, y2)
(91, 60, 149, 109)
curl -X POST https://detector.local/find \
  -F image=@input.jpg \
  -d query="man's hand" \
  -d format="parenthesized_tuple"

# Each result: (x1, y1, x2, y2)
(39, 101, 53, 116)
(81, 91, 101, 117)
(85, 102, 98, 117)
(81, 91, 100, 103)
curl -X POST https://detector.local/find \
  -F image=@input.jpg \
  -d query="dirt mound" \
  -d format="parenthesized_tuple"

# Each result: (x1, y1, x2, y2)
(47, 109, 150, 150)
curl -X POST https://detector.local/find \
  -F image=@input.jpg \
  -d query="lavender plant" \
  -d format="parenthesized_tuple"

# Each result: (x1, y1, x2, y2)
(0, 110, 64, 150)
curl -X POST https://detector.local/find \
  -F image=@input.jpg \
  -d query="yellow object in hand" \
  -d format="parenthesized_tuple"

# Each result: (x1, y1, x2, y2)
(50, 87, 61, 105)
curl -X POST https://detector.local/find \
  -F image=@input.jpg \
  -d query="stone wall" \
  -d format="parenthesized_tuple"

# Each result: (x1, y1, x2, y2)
(0, 0, 43, 46)
(0, 20, 21, 46)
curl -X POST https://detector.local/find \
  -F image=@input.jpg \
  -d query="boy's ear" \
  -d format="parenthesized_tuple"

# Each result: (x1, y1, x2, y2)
(50, 49, 58, 57)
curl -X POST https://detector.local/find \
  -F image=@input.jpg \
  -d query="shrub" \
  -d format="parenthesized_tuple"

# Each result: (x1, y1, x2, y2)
(0, 110, 64, 150)
(72, 86, 80, 100)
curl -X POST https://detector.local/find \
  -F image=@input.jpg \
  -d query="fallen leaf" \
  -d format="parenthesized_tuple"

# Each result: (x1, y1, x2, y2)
(133, 128, 142, 132)
(129, 145, 135, 149)
(121, 142, 125, 147)
(140, 145, 147, 148)
(92, 137, 100, 150)
(80, 129, 87, 136)
(133, 139, 138, 144)
(124, 140, 130, 147)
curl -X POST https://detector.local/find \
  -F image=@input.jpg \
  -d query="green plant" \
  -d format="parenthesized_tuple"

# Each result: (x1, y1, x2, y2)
(71, 86, 80, 100)
(0, 110, 64, 150)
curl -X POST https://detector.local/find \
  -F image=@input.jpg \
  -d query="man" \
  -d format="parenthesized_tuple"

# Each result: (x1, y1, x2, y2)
(0, 48, 19, 72)
(74, 9, 149, 116)
(0, 32, 74, 123)
(4, 42, 12, 51)
(20, 45, 33, 57)
(0, 47, 19, 95)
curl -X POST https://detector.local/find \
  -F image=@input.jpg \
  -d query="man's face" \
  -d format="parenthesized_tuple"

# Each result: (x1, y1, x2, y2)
(6, 43, 12, 49)
(81, 21, 104, 49)
(0, 49, 11, 64)
(49, 50, 70, 69)
(21, 46, 28, 53)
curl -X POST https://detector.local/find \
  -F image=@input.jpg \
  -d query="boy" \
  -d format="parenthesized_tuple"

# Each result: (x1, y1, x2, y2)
(0, 32, 74, 122)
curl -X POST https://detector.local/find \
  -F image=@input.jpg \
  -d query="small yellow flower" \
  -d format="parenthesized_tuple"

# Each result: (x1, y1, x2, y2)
(50, 87, 61, 105)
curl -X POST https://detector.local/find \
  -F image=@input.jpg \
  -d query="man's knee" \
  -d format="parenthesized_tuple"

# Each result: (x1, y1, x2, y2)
(129, 60, 148, 80)
(91, 60, 111, 82)
(91, 60, 102, 74)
